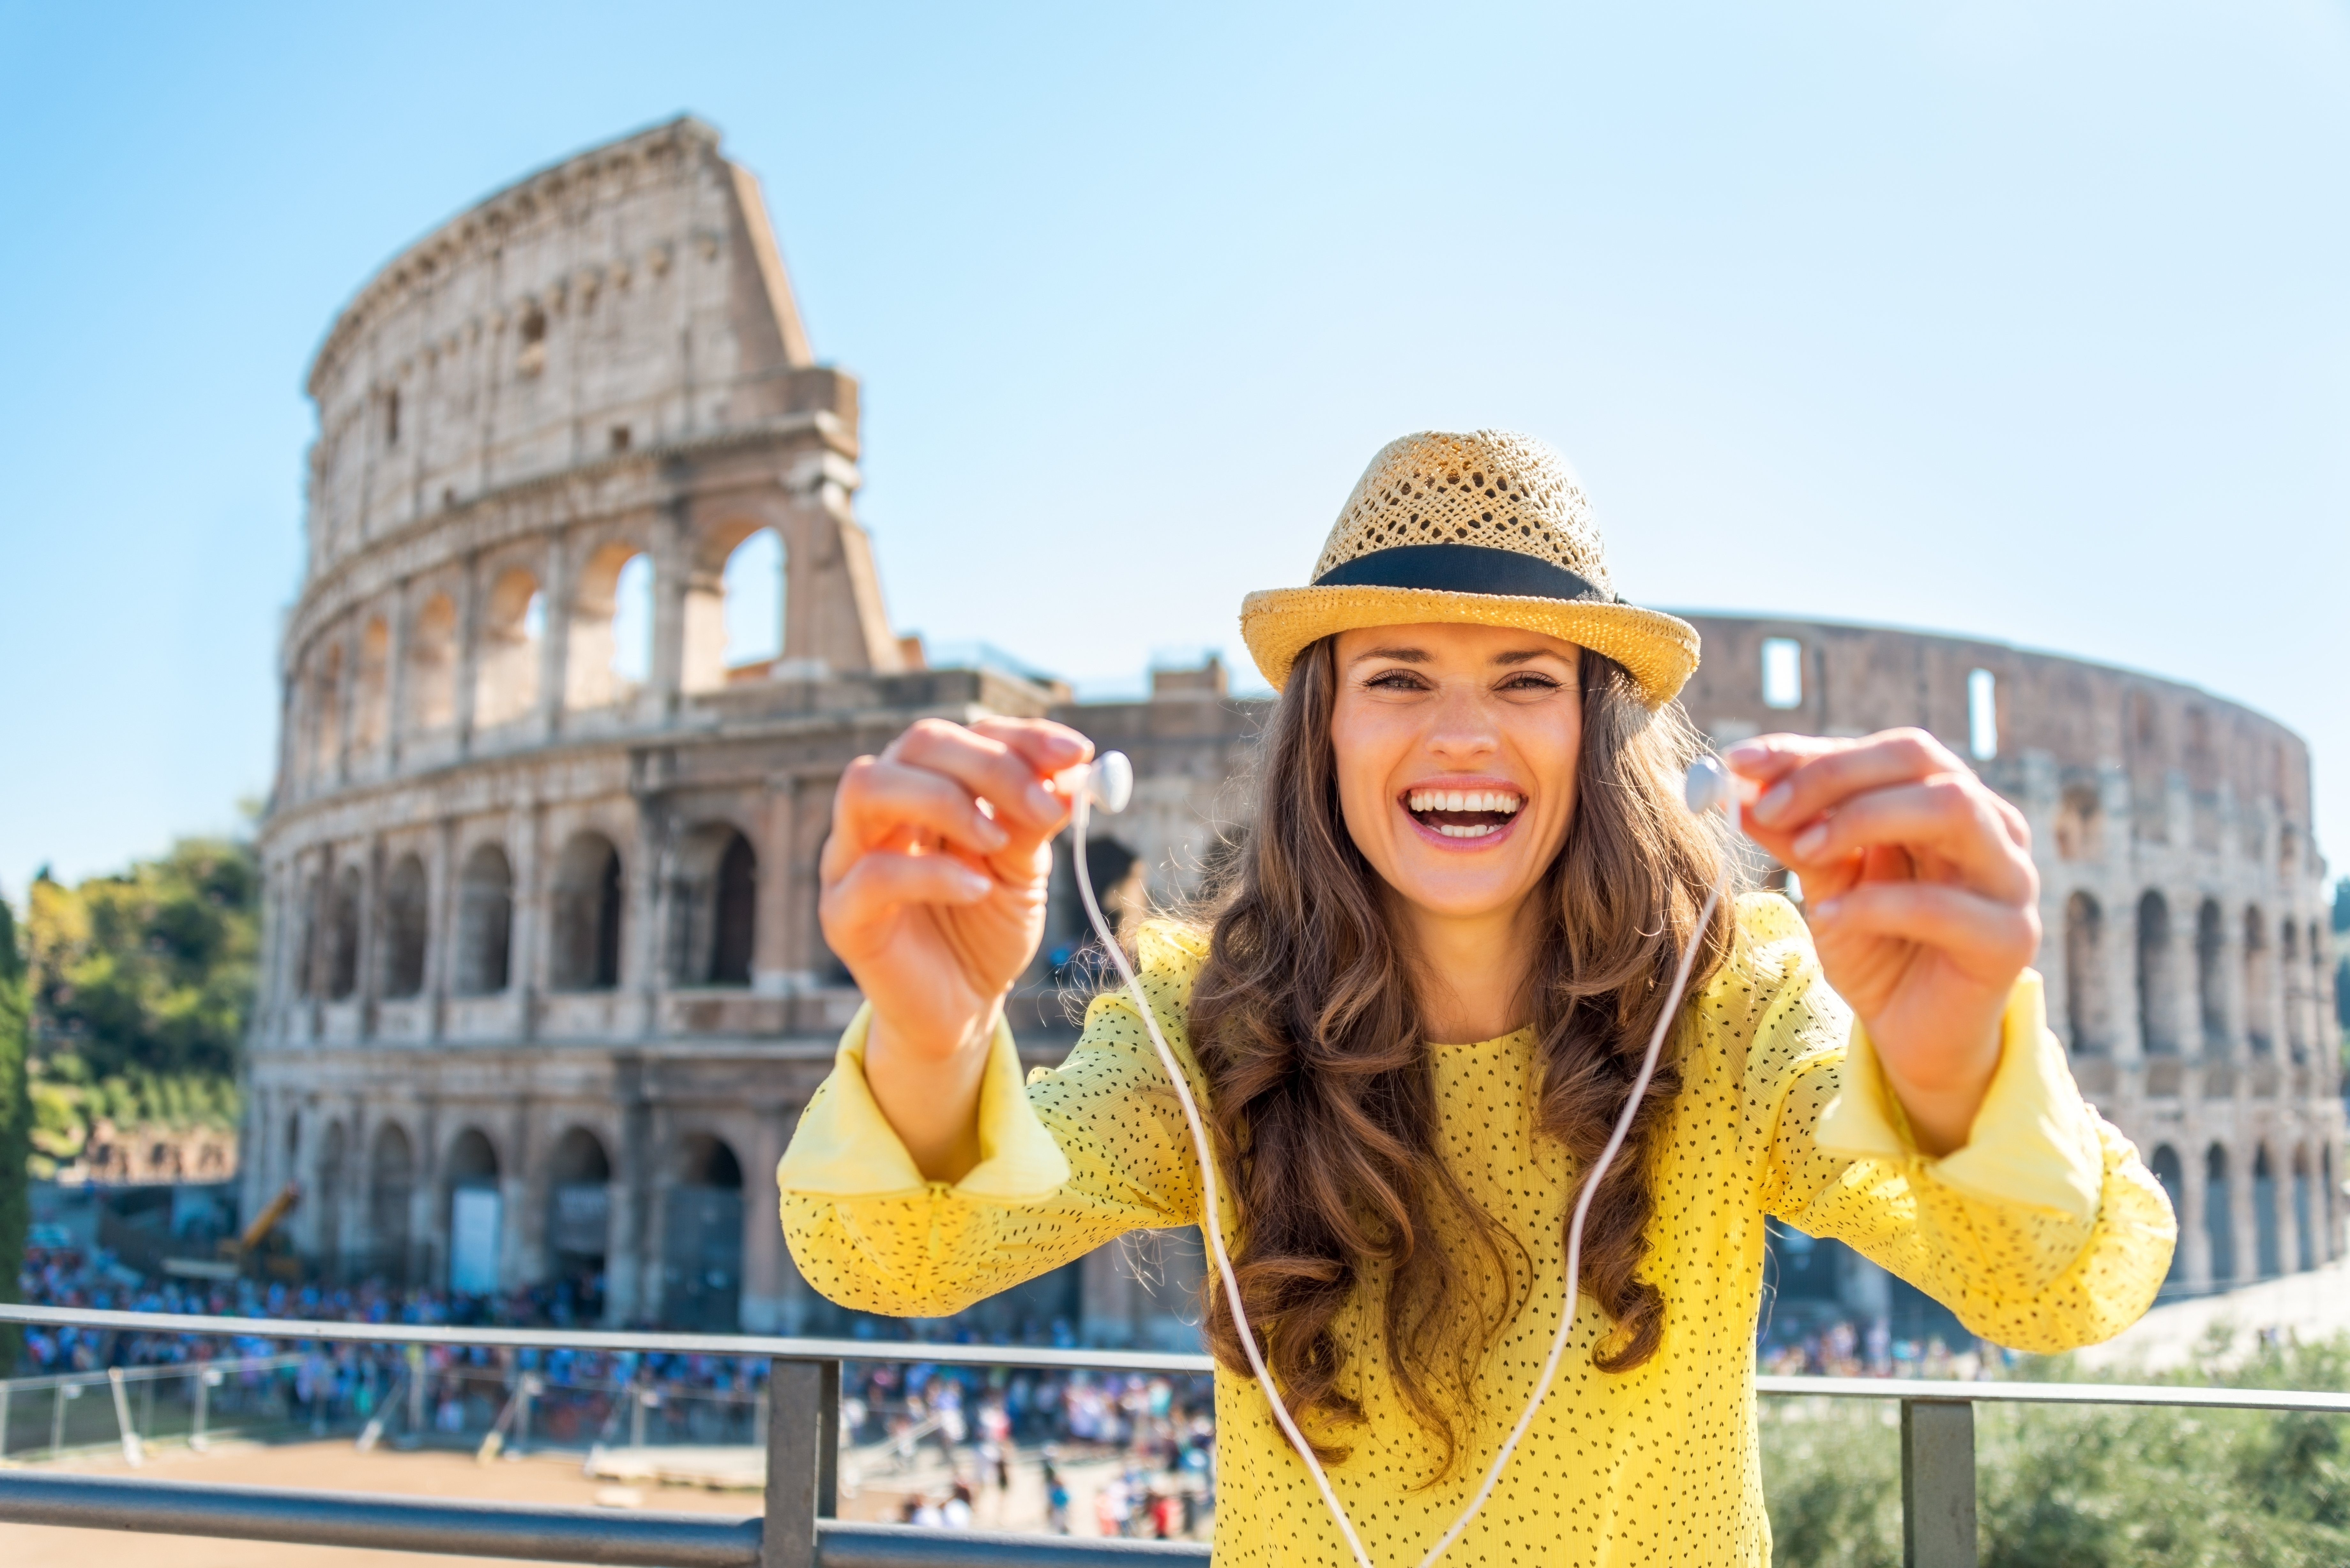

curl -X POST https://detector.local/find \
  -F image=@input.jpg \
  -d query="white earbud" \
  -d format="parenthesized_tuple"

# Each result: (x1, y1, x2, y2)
(1080, 750, 1133, 815)
(1683, 753, 1734, 818)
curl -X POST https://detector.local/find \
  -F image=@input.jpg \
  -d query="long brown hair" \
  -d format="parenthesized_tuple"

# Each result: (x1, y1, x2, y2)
(1185, 635, 1734, 1474)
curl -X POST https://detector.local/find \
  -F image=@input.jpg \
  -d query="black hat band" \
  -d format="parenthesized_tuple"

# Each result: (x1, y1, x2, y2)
(1310, 543, 1615, 604)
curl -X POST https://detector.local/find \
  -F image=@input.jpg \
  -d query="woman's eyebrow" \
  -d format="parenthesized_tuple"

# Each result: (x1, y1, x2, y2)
(1349, 646, 1431, 666)
(1492, 648, 1572, 666)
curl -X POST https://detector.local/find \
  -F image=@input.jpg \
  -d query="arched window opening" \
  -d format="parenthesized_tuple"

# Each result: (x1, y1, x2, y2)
(353, 617, 391, 754)
(2308, 922, 2327, 1064)
(670, 824, 756, 987)
(407, 593, 459, 733)
(446, 1129, 502, 1295)
(546, 1127, 612, 1317)
(1966, 668, 1998, 760)
(326, 865, 363, 1002)
(565, 542, 655, 711)
(516, 302, 549, 378)
(454, 845, 514, 996)
(664, 1133, 744, 1331)
(474, 567, 543, 728)
(2195, 898, 2226, 1053)
(379, 854, 429, 999)
(369, 1124, 415, 1286)
(2063, 892, 2107, 1054)
(550, 832, 624, 992)
(308, 641, 345, 779)
(2243, 907, 2274, 1054)
(2253, 1144, 2282, 1278)
(2147, 1145, 2184, 1285)
(315, 1121, 348, 1273)
(2204, 1144, 2235, 1283)
(2136, 891, 2176, 1057)
(2292, 1146, 2315, 1273)
(722, 528, 784, 675)
(2053, 784, 2104, 863)
(384, 386, 401, 447)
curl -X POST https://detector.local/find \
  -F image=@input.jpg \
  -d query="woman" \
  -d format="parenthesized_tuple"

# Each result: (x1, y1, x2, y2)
(780, 430, 2174, 1564)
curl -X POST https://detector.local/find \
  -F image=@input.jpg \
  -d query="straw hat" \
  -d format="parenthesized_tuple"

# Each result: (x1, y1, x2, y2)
(1239, 430, 1699, 708)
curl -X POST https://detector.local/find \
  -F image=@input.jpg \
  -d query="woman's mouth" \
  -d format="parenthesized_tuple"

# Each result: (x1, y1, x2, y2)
(1403, 787, 1525, 841)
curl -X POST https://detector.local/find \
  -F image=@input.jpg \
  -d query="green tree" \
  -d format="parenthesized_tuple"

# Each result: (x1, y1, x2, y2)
(0, 891, 30, 1373)
(29, 838, 259, 1085)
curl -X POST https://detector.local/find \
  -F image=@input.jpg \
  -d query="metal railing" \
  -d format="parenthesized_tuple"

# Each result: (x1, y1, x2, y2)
(2, 1303, 2346, 1568)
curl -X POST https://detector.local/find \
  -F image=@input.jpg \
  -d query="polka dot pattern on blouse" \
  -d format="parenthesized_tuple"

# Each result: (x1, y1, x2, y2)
(781, 894, 2175, 1566)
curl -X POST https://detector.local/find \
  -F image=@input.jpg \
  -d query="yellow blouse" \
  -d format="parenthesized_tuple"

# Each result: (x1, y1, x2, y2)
(778, 894, 2175, 1566)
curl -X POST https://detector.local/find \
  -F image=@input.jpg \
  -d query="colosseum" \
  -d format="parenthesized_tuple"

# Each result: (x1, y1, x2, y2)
(244, 117, 2340, 1347)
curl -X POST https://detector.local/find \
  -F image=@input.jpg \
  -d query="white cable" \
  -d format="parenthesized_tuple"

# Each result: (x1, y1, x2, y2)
(1066, 752, 1736, 1567)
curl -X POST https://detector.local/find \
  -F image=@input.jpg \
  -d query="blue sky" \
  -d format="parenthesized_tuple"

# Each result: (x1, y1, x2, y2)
(1, 1, 2344, 891)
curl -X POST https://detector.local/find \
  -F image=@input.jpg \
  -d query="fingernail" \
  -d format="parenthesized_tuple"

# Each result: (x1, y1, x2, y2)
(1809, 896, 1840, 920)
(1753, 783, 1793, 825)
(956, 867, 993, 897)
(1792, 823, 1828, 859)
(1027, 782, 1059, 818)
(973, 817, 1009, 850)
(1722, 739, 1766, 765)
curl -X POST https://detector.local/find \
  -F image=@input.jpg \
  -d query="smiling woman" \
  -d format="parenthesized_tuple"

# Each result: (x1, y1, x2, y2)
(780, 429, 2176, 1567)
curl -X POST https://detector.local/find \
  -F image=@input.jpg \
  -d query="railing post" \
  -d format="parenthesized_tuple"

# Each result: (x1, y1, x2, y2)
(0, 1376, 11, 1460)
(761, 1357, 839, 1568)
(192, 1368, 213, 1451)
(1901, 1397, 1976, 1568)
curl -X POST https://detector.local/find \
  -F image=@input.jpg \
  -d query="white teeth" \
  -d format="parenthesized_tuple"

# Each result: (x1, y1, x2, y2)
(1437, 822, 1499, 838)
(1405, 789, 1524, 815)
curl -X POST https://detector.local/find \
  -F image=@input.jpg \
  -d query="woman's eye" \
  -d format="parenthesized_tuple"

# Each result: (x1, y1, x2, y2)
(1498, 673, 1561, 692)
(1365, 670, 1427, 691)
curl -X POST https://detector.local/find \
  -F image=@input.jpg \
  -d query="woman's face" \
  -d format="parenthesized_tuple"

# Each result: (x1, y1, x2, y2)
(1329, 622, 1583, 925)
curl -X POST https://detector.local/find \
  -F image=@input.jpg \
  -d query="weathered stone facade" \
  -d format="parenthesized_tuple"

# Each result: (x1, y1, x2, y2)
(1679, 615, 2343, 1290)
(249, 119, 2336, 1343)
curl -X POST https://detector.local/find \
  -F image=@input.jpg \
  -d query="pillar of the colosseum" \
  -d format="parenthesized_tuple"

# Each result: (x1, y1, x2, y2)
(2229, 1136, 2261, 1283)
(360, 834, 384, 1039)
(626, 797, 668, 1032)
(513, 803, 547, 1042)
(429, 816, 459, 1040)
(534, 532, 571, 738)
(384, 578, 412, 767)
(737, 1107, 790, 1332)
(2178, 1146, 2211, 1290)
(451, 555, 482, 751)
(501, 1100, 537, 1291)
(606, 1061, 653, 1323)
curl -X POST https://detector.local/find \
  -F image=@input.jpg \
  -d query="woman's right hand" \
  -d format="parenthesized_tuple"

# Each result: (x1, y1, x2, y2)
(817, 717, 1092, 1176)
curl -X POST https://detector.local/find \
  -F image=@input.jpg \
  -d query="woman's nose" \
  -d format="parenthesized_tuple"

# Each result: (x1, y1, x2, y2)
(1423, 684, 1500, 762)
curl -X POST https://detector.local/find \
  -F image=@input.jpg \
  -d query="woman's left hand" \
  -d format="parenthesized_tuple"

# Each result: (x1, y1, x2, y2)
(1723, 729, 2042, 1156)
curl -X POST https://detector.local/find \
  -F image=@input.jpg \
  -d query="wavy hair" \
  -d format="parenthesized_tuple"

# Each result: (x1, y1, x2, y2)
(1183, 635, 1735, 1476)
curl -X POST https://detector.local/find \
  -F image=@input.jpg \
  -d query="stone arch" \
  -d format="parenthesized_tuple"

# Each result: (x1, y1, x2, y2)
(353, 615, 391, 753)
(406, 592, 458, 733)
(566, 539, 655, 711)
(325, 864, 363, 1002)
(549, 831, 624, 992)
(379, 854, 429, 999)
(2307, 921, 2327, 1062)
(474, 566, 543, 727)
(454, 843, 514, 996)
(2253, 1143, 2282, 1278)
(368, 1122, 415, 1285)
(680, 517, 782, 692)
(2195, 897, 2226, 1052)
(444, 1127, 503, 1294)
(2136, 890, 2177, 1056)
(670, 822, 756, 986)
(545, 1127, 613, 1309)
(2243, 906, 2275, 1054)
(2147, 1144, 2185, 1285)
(722, 526, 785, 672)
(2204, 1143, 2235, 1284)
(663, 1131, 744, 1331)
(2063, 891, 2109, 1053)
